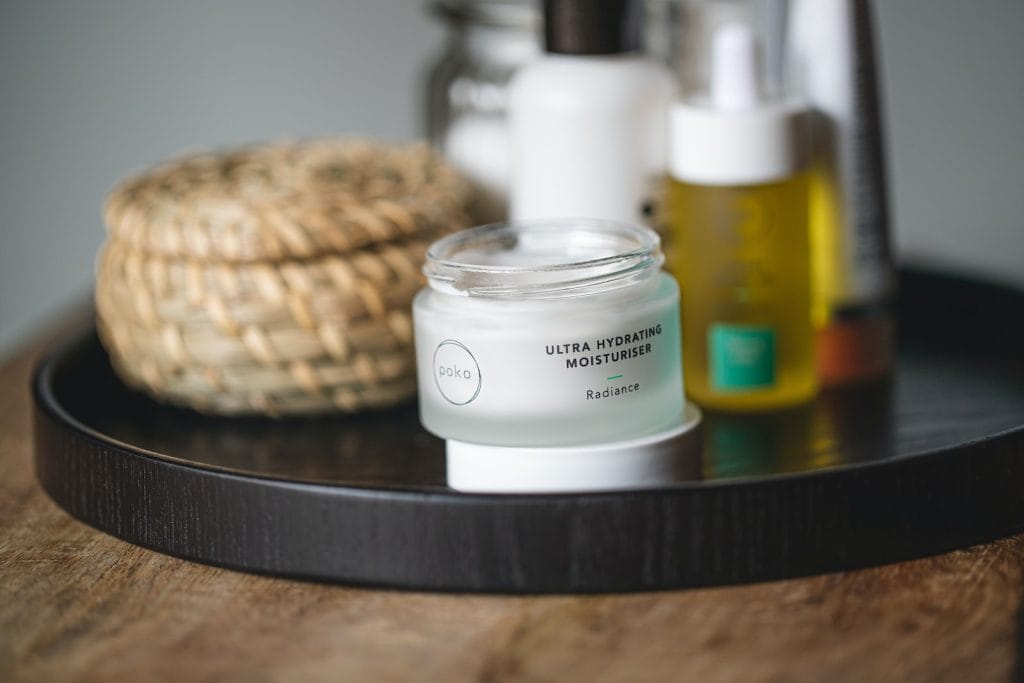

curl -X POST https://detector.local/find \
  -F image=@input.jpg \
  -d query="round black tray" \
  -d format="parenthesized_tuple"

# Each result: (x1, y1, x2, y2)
(33, 269, 1024, 593)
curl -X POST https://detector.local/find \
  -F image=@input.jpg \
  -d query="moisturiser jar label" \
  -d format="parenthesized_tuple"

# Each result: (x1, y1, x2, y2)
(413, 220, 685, 448)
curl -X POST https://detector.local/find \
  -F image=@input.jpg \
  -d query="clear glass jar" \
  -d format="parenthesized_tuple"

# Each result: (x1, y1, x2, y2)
(413, 220, 685, 447)
(425, 0, 539, 222)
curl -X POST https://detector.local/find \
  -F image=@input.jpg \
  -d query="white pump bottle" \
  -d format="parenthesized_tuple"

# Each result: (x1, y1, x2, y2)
(508, 0, 674, 224)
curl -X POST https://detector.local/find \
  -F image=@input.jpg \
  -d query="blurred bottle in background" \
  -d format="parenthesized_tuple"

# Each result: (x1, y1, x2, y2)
(424, 0, 682, 223)
(790, 0, 895, 386)
(424, 0, 540, 222)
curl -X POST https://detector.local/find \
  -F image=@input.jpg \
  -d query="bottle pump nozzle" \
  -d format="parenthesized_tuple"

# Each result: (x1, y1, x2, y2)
(710, 23, 762, 111)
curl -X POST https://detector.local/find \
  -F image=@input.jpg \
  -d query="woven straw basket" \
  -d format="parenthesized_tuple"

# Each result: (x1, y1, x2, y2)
(96, 139, 473, 416)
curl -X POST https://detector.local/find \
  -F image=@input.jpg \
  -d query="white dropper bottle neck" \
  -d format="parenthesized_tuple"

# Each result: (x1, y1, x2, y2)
(669, 22, 807, 186)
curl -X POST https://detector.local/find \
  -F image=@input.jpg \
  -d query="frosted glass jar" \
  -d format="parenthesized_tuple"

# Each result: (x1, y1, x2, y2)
(413, 220, 684, 447)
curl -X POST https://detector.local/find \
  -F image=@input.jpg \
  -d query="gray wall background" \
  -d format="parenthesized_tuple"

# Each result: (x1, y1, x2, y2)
(1, 0, 1021, 356)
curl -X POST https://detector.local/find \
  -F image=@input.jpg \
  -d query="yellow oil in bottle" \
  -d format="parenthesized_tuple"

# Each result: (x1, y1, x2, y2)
(666, 173, 817, 411)
(807, 166, 843, 330)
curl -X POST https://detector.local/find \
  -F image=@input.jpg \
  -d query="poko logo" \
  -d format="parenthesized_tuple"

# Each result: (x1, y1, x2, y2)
(432, 340, 482, 405)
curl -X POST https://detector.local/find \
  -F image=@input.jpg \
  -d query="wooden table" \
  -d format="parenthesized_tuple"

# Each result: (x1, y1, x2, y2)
(2, 322, 1022, 682)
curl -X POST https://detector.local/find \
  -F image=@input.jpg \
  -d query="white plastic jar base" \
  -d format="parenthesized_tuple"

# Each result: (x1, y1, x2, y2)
(446, 404, 703, 494)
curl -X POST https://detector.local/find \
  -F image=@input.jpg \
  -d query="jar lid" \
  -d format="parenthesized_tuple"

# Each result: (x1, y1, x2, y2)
(104, 139, 474, 263)
(446, 404, 702, 493)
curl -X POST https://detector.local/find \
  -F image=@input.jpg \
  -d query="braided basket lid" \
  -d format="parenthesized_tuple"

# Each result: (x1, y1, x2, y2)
(97, 139, 474, 416)
(104, 139, 473, 263)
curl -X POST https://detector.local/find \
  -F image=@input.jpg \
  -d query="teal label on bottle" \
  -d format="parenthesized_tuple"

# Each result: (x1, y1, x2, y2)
(709, 324, 776, 390)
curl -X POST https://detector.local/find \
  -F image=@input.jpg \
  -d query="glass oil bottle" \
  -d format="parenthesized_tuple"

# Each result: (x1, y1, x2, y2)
(665, 19, 816, 411)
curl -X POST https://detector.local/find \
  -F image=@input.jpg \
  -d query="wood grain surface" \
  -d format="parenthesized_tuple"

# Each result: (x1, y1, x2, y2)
(2, 321, 1023, 682)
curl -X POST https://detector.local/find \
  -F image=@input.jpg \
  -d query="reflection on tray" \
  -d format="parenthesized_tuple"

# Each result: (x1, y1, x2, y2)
(704, 382, 895, 479)
(55, 334, 445, 489)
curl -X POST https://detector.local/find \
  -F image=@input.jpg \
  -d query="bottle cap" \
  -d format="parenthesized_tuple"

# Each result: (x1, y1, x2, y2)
(669, 22, 808, 185)
(544, 0, 643, 55)
(445, 404, 702, 493)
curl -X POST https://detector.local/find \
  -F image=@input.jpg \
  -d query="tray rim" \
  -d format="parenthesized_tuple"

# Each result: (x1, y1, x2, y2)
(30, 267, 1024, 593)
